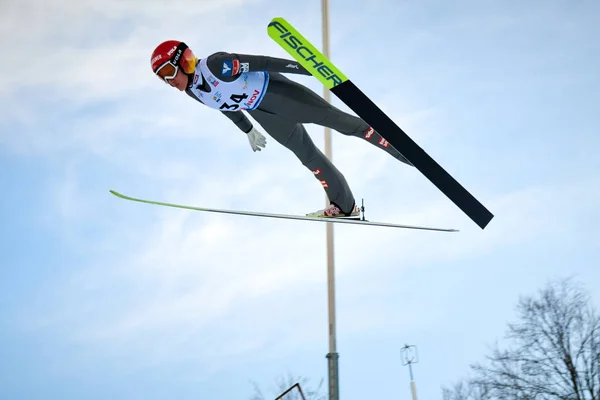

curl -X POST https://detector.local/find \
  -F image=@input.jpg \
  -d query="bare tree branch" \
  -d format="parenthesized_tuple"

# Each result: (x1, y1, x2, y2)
(442, 277, 600, 400)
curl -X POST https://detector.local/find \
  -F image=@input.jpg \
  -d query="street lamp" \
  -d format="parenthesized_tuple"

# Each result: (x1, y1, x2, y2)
(320, 1, 338, 400)
(401, 344, 419, 400)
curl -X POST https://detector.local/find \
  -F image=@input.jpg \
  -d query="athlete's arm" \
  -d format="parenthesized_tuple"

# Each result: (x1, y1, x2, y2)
(186, 87, 254, 133)
(206, 51, 311, 81)
(220, 110, 253, 133)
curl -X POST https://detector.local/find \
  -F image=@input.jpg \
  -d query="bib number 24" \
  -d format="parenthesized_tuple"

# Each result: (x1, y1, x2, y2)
(219, 93, 249, 111)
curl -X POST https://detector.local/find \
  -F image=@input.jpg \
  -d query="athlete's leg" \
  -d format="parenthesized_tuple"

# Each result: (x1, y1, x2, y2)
(258, 73, 413, 166)
(249, 108, 357, 214)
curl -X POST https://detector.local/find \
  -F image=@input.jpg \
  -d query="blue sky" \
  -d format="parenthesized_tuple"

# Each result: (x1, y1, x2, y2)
(1, 0, 599, 399)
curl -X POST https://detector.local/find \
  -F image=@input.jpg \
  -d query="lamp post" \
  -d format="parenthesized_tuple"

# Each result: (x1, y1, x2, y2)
(401, 344, 419, 400)
(321, 1, 339, 400)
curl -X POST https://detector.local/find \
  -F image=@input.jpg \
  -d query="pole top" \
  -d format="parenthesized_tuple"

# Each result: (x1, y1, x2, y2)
(400, 344, 419, 365)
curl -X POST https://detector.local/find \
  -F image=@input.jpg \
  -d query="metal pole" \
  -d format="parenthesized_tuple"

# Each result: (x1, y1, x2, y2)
(409, 364, 418, 400)
(401, 345, 419, 400)
(275, 383, 307, 400)
(321, 1, 339, 400)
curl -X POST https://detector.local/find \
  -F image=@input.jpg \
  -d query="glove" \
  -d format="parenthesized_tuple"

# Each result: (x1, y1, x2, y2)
(247, 127, 266, 152)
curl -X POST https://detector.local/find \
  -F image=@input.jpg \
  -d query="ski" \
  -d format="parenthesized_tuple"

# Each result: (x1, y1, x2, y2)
(109, 190, 458, 232)
(267, 17, 494, 230)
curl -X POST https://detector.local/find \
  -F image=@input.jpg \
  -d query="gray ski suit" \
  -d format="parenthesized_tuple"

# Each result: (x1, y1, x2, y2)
(185, 51, 412, 215)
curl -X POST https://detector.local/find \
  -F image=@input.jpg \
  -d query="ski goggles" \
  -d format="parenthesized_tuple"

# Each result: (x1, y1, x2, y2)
(155, 61, 179, 83)
(154, 42, 196, 83)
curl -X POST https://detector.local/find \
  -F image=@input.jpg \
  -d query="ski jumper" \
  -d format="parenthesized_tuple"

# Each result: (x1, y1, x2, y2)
(185, 52, 412, 214)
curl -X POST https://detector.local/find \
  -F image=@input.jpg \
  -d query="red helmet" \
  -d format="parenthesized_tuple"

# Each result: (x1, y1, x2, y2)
(151, 40, 197, 82)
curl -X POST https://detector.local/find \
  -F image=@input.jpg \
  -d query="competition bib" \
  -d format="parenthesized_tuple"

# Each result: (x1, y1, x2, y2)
(189, 58, 270, 111)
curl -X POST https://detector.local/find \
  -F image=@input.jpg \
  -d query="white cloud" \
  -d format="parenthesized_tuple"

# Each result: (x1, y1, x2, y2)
(0, 0, 259, 96)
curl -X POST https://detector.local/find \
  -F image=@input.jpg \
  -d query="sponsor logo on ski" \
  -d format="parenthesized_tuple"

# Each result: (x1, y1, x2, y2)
(365, 127, 375, 140)
(379, 138, 389, 148)
(320, 180, 328, 188)
(268, 20, 344, 87)
(240, 62, 250, 72)
(286, 63, 299, 69)
(312, 168, 322, 175)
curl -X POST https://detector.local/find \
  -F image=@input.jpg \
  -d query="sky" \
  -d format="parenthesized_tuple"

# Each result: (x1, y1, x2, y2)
(1, 0, 599, 399)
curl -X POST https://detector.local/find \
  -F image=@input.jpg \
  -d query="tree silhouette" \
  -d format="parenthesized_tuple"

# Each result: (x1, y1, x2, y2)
(443, 278, 600, 400)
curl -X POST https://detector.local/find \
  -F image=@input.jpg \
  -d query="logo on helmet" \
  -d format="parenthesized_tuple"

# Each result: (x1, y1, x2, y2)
(151, 54, 162, 65)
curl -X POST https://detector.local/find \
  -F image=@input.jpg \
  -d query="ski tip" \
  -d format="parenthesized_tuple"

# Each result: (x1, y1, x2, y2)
(109, 190, 127, 199)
